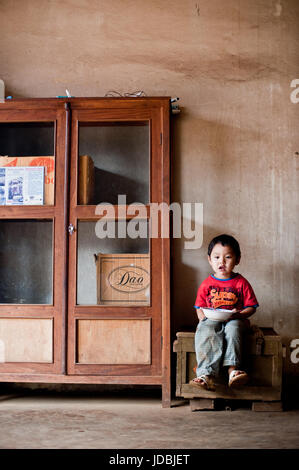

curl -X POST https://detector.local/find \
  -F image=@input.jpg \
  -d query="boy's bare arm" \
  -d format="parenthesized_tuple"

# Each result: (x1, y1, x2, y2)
(229, 307, 256, 320)
(196, 308, 206, 322)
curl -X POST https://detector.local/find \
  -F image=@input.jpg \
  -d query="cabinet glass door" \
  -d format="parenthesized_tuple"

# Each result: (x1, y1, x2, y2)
(0, 219, 53, 304)
(0, 122, 55, 205)
(67, 102, 165, 378)
(78, 122, 149, 205)
(77, 219, 150, 306)
(0, 103, 67, 374)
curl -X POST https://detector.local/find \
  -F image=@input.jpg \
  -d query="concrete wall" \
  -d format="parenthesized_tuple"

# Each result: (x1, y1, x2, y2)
(1, 0, 299, 378)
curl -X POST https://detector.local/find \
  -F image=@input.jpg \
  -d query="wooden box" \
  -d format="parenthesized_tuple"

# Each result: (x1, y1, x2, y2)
(94, 253, 150, 306)
(173, 327, 283, 402)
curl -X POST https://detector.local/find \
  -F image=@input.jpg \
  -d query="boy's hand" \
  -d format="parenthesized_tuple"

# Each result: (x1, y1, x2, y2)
(197, 308, 206, 322)
(227, 308, 241, 321)
(228, 306, 256, 321)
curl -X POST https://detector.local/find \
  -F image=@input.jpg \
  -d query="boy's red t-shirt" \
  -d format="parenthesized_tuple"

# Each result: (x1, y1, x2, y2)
(194, 273, 259, 311)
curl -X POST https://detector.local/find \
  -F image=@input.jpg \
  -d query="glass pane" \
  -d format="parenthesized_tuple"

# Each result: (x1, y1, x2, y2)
(77, 220, 150, 306)
(78, 122, 149, 205)
(0, 123, 55, 206)
(0, 122, 54, 156)
(0, 220, 53, 304)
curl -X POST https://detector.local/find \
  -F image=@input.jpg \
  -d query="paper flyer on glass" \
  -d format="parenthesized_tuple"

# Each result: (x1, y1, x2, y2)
(0, 166, 44, 205)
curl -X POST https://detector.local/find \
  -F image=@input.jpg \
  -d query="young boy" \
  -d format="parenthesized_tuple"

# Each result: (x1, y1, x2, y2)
(191, 234, 259, 390)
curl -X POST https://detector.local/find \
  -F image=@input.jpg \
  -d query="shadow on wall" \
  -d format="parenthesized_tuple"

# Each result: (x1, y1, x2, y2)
(170, 238, 199, 338)
(253, 263, 299, 336)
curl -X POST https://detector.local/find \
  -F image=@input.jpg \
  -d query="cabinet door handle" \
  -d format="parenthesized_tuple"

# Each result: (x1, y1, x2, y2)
(68, 223, 75, 235)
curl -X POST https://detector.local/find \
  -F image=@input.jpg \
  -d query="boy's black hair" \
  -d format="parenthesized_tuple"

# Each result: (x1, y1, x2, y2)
(208, 234, 241, 260)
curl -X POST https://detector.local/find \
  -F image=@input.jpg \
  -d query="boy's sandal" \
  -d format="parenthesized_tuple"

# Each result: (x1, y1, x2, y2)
(189, 375, 214, 390)
(228, 370, 249, 388)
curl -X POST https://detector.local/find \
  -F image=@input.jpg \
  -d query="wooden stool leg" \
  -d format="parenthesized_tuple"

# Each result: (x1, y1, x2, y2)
(190, 398, 215, 411)
(162, 383, 171, 408)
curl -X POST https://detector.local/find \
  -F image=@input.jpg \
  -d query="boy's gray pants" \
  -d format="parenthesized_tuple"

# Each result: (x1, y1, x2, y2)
(194, 318, 247, 377)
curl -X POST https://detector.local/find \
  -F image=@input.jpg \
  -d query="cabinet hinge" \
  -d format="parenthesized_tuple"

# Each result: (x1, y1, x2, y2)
(161, 335, 163, 347)
(160, 133, 163, 145)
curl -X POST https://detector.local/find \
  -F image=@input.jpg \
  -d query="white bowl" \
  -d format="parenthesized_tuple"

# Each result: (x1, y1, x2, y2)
(201, 308, 233, 322)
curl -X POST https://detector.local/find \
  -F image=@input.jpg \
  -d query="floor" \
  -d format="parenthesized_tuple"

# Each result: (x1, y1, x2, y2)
(0, 388, 299, 449)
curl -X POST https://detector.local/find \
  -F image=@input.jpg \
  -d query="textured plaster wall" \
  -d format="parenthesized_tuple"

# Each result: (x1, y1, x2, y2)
(1, 0, 299, 377)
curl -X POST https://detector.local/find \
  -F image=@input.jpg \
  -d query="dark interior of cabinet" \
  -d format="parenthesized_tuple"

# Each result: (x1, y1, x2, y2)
(78, 122, 149, 205)
(0, 122, 54, 156)
(0, 219, 53, 304)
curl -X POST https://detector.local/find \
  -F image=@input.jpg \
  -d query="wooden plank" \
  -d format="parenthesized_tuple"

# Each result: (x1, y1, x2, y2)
(181, 348, 187, 385)
(0, 318, 53, 363)
(176, 332, 195, 338)
(178, 338, 195, 351)
(0, 206, 55, 218)
(0, 106, 65, 119)
(70, 97, 171, 109)
(188, 353, 197, 381)
(0, 98, 171, 116)
(252, 401, 283, 412)
(74, 204, 151, 221)
(77, 319, 151, 364)
(181, 384, 281, 401)
(0, 373, 163, 384)
(72, 307, 152, 318)
(175, 351, 182, 396)
(161, 101, 171, 408)
(0, 306, 54, 316)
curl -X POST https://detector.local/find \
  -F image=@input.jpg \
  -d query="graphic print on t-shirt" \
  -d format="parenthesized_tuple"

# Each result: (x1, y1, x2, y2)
(194, 274, 259, 311)
(208, 286, 241, 309)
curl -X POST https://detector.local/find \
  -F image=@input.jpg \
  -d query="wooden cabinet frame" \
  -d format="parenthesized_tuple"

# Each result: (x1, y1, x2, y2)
(0, 98, 171, 407)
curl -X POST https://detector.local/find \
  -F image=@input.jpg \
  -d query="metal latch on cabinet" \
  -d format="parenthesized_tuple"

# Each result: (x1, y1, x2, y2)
(171, 97, 180, 115)
(68, 223, 75, 235)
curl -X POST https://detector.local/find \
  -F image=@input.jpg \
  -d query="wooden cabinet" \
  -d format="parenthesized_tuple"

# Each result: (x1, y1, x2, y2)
(0, 98, 171, 407)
